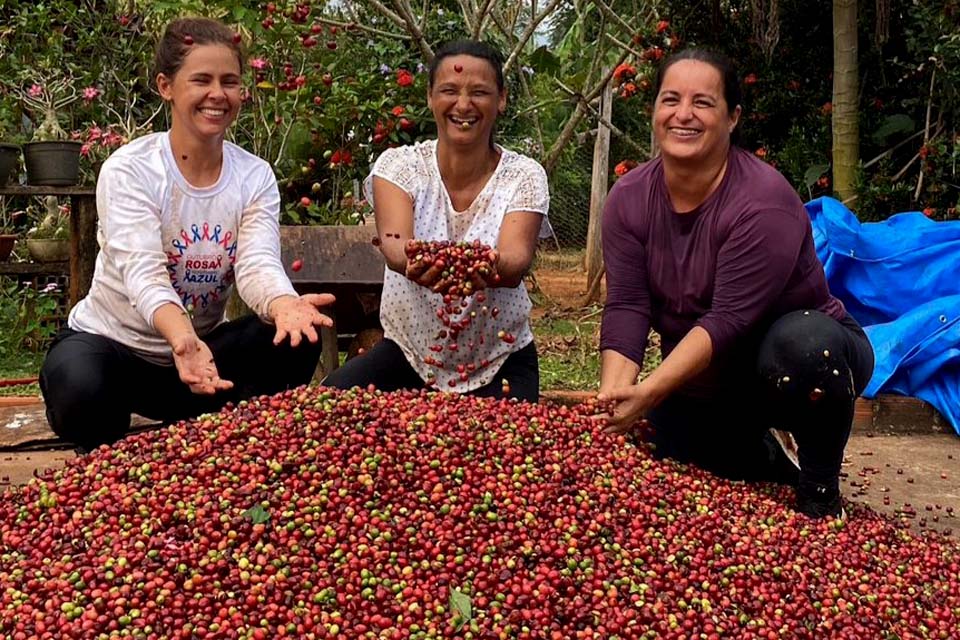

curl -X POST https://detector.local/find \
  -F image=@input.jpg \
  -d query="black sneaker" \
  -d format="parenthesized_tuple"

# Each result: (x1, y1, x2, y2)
(797, 483, 845, 519)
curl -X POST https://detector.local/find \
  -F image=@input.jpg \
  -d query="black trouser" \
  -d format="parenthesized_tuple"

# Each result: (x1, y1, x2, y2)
(39, 315, 322, 451)
(322, 337, 540, 403)
(647, 310, 874, 497)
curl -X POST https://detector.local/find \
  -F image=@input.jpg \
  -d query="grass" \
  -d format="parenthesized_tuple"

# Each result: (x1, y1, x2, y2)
(533, 306, 603, 391)
(533, 247, 584, 271)
(533, 306, 661, 392)
(0, 352, 43, 397)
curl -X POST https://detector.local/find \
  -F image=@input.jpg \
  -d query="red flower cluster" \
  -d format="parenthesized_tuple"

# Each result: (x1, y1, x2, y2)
(373, 106, 416, 144)
(396, 69, 414, 87)
(641, 46, 664, 62)
(329, 149, 352, 167)
(656, 20, 670, 33)
(612, 63, 636, 84)
(618, 82, 638, 99)
(614, 159, 638, 177)
(73, 125, 127, 158)
(743, 73, 758, 86)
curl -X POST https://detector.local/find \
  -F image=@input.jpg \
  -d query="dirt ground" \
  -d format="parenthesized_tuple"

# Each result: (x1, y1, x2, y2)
(531, 251, 598, 315)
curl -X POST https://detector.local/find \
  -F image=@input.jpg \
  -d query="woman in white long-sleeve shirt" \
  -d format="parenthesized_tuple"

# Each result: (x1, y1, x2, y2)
(40, 17, 334, 451)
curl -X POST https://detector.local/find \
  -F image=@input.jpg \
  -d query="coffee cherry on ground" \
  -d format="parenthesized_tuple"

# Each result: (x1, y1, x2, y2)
(1, 385, 958, 640)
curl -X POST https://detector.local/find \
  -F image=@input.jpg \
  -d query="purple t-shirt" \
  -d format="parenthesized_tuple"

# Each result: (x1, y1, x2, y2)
(600, 146, 847, 396)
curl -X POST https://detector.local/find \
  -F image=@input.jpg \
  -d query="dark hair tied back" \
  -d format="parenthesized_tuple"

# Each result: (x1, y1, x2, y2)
(154, 17, 244, 85)
(428, 39, 505, 93)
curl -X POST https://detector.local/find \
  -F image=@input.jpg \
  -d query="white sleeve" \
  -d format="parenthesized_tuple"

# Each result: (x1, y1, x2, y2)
(363, 146, 420, 203)
(506, 157, 552, 239)
(97, 159, 184, 328)
(233, 166, 298, 319)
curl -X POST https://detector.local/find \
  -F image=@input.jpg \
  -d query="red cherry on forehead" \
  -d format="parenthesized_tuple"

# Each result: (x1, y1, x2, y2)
(454, 64, 463, 73)
(183, 35, 194, 45)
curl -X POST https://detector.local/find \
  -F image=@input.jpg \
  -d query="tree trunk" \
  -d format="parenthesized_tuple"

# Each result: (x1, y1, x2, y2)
(832, 0, 859, 201)
(584, 77, 612, 304)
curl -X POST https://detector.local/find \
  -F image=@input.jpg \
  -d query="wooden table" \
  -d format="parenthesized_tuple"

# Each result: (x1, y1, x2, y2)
(0, 185, 97, 309)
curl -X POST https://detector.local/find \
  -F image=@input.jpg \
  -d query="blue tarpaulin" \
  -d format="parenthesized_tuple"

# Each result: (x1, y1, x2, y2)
(805, 197, 960, 435)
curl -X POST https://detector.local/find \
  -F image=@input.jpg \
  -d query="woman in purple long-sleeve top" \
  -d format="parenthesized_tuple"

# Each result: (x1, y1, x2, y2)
(597, 49, 874, 519)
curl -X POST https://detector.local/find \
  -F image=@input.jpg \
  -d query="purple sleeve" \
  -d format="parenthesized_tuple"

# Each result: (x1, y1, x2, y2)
(695, 208, 806, 356)
(599, 186, 651, 367)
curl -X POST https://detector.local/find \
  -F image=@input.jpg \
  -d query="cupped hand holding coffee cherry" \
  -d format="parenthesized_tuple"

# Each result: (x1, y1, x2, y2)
(403, 239, 501, 296)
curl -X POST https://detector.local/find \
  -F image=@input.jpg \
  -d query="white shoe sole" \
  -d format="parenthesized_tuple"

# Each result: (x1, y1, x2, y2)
(769, 428, 801, 470)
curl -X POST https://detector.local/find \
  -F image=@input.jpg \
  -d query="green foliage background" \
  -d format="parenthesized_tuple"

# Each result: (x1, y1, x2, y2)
(0, 0, 956, 224)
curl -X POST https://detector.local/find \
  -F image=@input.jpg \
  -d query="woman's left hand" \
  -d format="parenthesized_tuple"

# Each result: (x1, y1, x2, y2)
(468, 248, 500, 291)
(597, 381, 658, 434)
(269, 293, 336, 347)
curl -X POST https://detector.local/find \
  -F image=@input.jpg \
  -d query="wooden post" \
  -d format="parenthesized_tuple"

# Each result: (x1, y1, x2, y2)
(318, 308, 339, 382)
(69, 193, 99, 308)
(584, 76, 613, 304)
(832, 0, 859, 200)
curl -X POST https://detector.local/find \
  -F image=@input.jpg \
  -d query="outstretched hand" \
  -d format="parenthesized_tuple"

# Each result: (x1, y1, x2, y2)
(270, 293, 336, 347)
(172, 335, 233, 395)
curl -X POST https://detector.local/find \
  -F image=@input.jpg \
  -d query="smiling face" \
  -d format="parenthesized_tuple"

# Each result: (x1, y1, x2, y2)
(428, 54, 506, 148)
(157, 43, 243, 145)
(653, 59, 740, 166)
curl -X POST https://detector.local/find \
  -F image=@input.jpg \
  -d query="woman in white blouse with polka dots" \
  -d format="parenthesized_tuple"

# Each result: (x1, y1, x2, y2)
(323, 39, 551, 401)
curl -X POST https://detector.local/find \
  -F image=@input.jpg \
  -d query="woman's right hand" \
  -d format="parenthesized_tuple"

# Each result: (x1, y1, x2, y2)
(405, 240, 447, 290)
(405, 242, 500, 294)
(171, 334, 233, 395)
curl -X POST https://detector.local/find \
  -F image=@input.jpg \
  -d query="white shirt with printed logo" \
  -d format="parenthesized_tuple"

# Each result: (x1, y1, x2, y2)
(68, 132, 297, 364)
(365, 139, 551, 392)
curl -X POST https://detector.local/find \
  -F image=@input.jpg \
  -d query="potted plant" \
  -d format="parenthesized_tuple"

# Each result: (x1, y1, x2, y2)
(24, 196, 70, 262)
(14, 77, 85, 186)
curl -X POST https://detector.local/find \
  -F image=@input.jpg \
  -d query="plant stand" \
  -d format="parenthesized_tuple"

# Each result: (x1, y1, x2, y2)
(0, 185, 97, 309)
